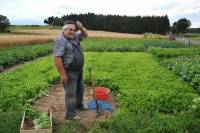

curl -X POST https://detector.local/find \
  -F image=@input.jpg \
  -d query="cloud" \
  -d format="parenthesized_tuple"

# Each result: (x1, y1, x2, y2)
(0, 0, 199, 27)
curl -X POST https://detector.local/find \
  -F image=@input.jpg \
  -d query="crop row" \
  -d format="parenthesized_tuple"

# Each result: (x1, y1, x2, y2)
(149, 47, 200, 95)
(82, 38, 187, 52)
(161, 56, 200, 93)
(148, 47, 200, 58)
(0, 56, 59, 112)
(0, 43, 52, 72)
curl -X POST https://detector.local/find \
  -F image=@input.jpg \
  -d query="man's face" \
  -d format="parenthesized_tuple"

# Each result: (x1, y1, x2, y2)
(63, 24, 76, 39)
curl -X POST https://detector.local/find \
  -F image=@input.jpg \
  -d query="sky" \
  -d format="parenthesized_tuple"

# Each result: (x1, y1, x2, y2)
(0, 0, 200, 28)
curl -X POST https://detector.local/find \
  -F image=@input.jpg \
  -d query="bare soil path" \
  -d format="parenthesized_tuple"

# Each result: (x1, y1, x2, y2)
(34, 83, 116, 132)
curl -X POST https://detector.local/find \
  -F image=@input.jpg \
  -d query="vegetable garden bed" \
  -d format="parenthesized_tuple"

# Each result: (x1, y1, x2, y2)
(1, 52, 200, 133)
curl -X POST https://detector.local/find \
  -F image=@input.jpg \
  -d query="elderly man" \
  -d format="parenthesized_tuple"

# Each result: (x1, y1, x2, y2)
(53, 21, 88, 120)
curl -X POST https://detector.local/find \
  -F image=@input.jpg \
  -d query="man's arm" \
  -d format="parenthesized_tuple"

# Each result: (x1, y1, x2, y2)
(54, 57, 68, 81)
(53, 38, 68, 81)
(76, 21, 88, 38)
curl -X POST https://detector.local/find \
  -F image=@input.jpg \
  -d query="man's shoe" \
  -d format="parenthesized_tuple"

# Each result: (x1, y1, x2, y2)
(65, 115, 81, 120)
(77, 105, 88, 110)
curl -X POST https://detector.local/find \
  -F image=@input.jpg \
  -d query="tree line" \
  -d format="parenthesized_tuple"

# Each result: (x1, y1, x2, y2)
(44, 13, 170, 34)
(187, 28, 200, 33)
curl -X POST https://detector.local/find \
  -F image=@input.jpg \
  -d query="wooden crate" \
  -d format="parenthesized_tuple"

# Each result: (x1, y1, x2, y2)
(20, 109, 53, 133)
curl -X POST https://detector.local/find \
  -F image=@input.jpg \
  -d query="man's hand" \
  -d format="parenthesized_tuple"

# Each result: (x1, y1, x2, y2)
(61, 73, 68, 82)
(76, 21, 83, 29)
(76, 21, 88, 38)
(54, 57, 69, 82)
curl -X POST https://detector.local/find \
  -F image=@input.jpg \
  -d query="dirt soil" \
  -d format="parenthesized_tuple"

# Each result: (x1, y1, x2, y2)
(34, 82, 116, 130)
(23, 118, 34, 130)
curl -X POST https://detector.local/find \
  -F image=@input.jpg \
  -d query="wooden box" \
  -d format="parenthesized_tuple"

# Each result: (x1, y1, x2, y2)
(20, 110, 52, 133)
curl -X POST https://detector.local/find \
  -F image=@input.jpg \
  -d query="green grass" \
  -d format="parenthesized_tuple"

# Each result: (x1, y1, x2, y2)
(0, 52, 199, 133)
(53, 121, 81, 133)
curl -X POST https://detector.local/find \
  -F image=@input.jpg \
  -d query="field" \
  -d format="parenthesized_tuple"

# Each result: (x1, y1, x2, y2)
(0, 27, 166, 47)
(0, 35, 185, 72)
(0, 27, 200, 133)
(185, 33, 200, 40)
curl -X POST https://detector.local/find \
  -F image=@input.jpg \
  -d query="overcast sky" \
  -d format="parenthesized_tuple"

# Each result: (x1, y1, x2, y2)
(0, 0, 200, 27)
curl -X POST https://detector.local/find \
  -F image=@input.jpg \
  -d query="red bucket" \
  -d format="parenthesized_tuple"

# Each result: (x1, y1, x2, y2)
(95, 87, 110, 101)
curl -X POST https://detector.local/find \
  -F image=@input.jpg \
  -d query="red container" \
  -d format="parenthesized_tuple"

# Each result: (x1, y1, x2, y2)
(95, 87, 110, 101)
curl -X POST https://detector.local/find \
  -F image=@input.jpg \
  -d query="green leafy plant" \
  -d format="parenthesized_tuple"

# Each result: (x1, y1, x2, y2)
(160, 56, 200, 92)
(190, 97, 200, 118)
(33, 112, 51, 129)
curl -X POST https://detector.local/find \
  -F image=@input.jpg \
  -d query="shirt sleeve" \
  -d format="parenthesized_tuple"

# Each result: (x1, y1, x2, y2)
(53, 38, 65, 57)
(75, 32, 85, 41)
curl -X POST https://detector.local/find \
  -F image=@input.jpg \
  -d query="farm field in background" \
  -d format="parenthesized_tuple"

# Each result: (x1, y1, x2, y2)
(185, 33, 200, 40)
(0, 37, 187, 72)
(0, 26, 167, 47)
(0, 34, 54, 47)
(12, 28, 165, 38)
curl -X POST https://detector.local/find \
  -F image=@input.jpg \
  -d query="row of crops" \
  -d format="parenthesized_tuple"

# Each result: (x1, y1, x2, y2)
(0, 43, 52, 72)
(82, 38, 188, 52)
(0, 38, 187, 72)
(148, 47, 200, 58)
(148, 47, 200, 94)
(0, 56, 59, 111)
(1, 52, 200, 132)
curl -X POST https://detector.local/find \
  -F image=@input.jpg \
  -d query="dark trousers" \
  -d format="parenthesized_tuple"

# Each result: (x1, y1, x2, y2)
(63, 70, 84, 117)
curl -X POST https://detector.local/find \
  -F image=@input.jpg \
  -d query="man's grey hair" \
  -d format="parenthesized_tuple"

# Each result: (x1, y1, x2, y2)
(62, 24, 70, 31)
(62, 21, 77, 31)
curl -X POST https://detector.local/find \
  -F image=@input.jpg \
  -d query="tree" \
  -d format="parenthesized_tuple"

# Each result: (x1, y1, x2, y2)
(44, 16, 54, 25)
(45, 13, 170, 34)
(172, 18, 191, 34)
(52, 17, 63, 26)
(0, 15, 10, 32)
